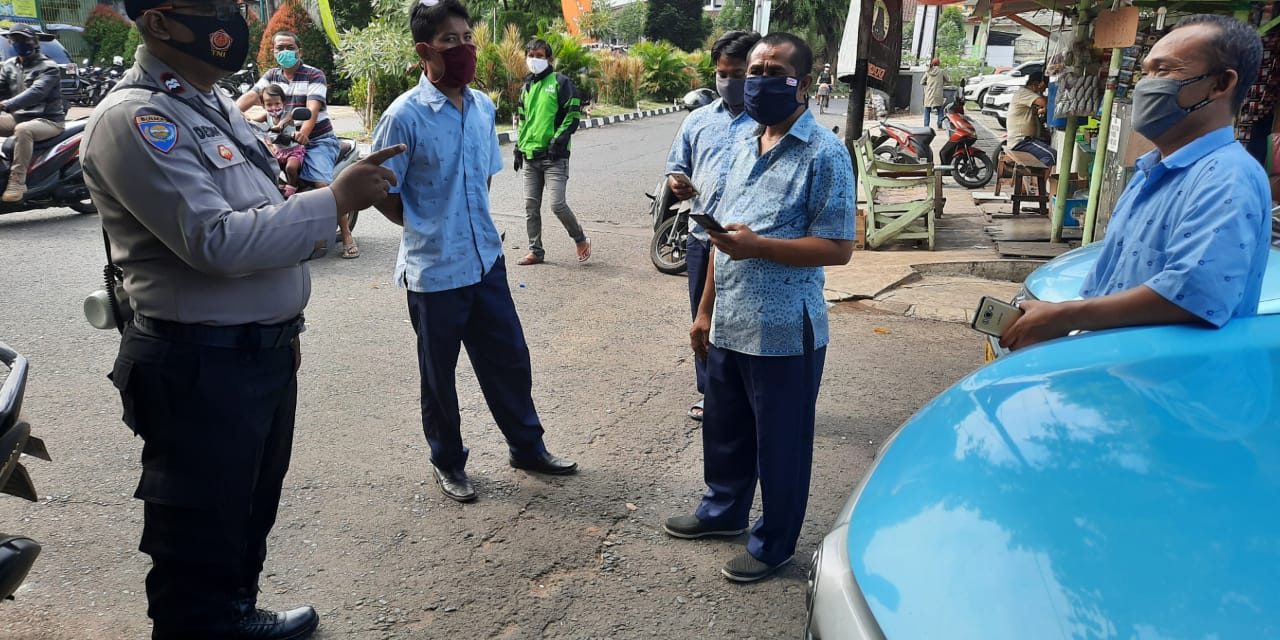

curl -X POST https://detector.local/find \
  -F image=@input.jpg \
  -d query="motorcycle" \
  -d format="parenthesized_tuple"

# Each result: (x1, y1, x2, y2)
(0, 117, 95, 216)
(0, 342, 51, 600)
(249, 107, 364, 240)
(869, 119, 936, 165)
(647, 89, 719, 275)
(938, 98, 995, 189)
(217, 62, 257, 101)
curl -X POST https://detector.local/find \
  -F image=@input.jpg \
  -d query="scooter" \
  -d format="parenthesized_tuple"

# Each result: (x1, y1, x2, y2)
(938, 98, 995, 189)
(647, 176, 687, 275)
(250, 107, 364, 240)
(869, 119, 936, 165)
(0, 117, 96, 217)
(0, 342, 52, 600)
(217, 62, 258, 101)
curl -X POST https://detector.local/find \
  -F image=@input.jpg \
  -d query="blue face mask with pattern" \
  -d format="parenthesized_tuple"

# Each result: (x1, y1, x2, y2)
(744, 75, 804, 126)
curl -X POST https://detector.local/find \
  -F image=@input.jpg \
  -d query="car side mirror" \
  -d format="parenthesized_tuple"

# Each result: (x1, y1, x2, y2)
(290, 107, 311, 121)
(1009, 70, 1023, 77)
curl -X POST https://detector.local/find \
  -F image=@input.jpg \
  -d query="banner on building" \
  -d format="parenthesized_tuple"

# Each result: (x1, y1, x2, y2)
(0, 0, 42, 25)
(836, 0, 902, 93)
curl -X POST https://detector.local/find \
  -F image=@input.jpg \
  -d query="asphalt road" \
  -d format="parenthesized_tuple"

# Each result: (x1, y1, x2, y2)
(0, 101, 983, 639)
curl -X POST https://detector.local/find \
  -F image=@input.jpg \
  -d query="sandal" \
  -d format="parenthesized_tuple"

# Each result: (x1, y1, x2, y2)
(576, 237, 592, 263)
(517, 253, 544, 266)
(687, 398, 704, 422)
(341, 243, 360, 259)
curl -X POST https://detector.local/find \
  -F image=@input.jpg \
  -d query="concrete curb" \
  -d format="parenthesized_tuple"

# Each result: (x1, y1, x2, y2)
(495, 105, 681, 145)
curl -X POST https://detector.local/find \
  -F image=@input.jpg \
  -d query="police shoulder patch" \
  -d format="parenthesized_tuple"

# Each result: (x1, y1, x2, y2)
(135, 113, 179, 153)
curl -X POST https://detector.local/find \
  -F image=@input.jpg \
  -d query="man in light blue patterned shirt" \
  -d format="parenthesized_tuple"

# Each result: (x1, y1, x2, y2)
(1003, 15, 1270, 351)
(662, 32, 856, 584)
(373, 0, 577, 504)
(665, 29, 760, 422)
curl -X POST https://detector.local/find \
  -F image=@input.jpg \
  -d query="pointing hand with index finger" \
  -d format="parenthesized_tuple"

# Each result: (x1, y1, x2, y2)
(330, 144, 406, 215)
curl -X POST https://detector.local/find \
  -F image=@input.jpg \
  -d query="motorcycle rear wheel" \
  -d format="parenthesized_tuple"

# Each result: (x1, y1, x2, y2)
(952, 151, 994, 189)
(650, 214, 688, 275)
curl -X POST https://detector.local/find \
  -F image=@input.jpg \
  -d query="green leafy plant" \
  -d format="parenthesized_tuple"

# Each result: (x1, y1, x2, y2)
(687, 49, 713, 90)
(631, 40, 691, 102)
(337, 0, 420, 126)
(84, 5, 131, 65)
(938, 54, 991, 86)
(614, 2, 647, 45)
(475, 22, 529, 123)
(596, 53, 644, 107)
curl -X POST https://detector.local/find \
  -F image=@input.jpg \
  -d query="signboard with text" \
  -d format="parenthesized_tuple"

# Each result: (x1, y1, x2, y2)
(0, 0, 41, 25)
(836, 0, 903, 93)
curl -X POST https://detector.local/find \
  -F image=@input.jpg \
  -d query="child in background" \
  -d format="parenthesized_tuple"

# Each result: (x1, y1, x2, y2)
(255, 84, 305, 194)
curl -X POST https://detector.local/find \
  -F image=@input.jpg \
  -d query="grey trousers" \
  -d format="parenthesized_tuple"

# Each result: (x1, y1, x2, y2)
(523, 157, 585, 257)
(0, 113, 62, 180)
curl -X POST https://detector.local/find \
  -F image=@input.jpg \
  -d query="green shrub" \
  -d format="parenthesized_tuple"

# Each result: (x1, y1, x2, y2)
(122, 28, 143, 65)
(84, 6, 131, 65)
(631, 41, 690, 102)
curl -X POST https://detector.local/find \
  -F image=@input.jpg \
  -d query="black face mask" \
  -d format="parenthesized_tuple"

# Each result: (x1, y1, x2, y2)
(160, 11, 250, 73)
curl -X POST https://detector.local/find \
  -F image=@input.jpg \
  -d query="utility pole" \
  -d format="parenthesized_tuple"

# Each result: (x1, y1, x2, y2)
(752, 0, 771, 35)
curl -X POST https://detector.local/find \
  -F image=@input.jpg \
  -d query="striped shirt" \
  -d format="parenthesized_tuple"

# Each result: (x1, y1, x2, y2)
(253, 64, 332, 138)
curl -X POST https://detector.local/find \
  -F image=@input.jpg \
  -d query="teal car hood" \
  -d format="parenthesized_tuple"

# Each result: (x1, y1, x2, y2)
(1025, 244, 1280, 314)
(849, 316, 1280, 639)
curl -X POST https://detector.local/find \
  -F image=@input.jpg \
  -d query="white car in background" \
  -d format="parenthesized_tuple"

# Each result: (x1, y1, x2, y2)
(963, 60, 1043, 106)
(980, 75, 1030, 129)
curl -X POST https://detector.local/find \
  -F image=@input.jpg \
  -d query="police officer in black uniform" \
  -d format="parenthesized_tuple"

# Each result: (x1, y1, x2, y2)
(83, 1, 402, 638)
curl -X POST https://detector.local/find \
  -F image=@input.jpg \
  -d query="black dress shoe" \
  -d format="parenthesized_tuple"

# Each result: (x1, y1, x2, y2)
(510, 451, 578, 475)
(228, 606, 319, 639)
(433, 464, 477, 502)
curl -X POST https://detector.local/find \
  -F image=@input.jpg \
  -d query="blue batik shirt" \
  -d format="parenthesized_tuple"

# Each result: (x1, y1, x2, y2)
(711, 109, 856, 356)
(1080, 127, 1271, 326)
(373, 75, 505, 293)
(664, 98, 758, 241)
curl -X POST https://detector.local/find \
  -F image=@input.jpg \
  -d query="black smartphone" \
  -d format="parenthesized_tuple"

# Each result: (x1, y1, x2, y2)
(689, 212, 728, 233)
(970, 296, 1024, 338)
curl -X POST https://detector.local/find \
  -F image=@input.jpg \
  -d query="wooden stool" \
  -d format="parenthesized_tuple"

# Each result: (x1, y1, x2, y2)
(994, 149, 1050, 216)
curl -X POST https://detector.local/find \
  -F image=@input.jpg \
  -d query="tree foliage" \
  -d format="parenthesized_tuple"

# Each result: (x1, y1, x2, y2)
(337, 0, 419, 125)
(84, 5, 132, 65)
(576, 0, 615, 42)
(769, 0, 848, 70)
(935, 6, 967, 58)
(714, 0, 751, 32)
(614, 2, 647, 45)
(632, 40, 694, 100)
(644, 0, 708, 52)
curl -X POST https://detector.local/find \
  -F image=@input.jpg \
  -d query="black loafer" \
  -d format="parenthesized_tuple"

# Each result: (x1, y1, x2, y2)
(662, 514, 747, 539)
(722, 552, 790, 583)
(229, 606, 319, 639)
(509, 451, 578, 475)
(432, 464, 477, 502)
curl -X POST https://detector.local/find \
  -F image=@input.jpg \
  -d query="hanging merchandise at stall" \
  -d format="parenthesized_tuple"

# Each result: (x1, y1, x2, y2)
(1237, 2, 1279, 144)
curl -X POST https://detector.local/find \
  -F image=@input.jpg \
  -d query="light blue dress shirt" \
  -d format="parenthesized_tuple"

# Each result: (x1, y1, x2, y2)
(664, 98, 758, 241)
(373, 75, 505, 293)
(1081, 127, 1271, 326)
(711, 110, 856, 357)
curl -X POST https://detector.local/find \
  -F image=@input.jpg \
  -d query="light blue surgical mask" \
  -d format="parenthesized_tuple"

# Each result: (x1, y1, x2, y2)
(275, 49, 298, 69)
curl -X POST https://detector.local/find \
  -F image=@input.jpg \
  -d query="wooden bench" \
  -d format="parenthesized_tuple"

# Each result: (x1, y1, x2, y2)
(994, 148, 1050, 216)
(852, 136, 939, 250)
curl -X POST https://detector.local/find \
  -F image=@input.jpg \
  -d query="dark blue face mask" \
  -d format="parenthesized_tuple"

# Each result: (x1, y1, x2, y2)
(744, 75, 805, 126)
(12, 40, 35, 57)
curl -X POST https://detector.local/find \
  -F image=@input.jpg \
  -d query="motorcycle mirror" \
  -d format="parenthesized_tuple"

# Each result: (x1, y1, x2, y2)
(290, 107, 312, 121)
(80, 58, 87, 65)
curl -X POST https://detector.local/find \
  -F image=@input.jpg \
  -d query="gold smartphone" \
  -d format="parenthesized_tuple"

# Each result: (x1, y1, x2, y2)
(971, 296, 1023, 338)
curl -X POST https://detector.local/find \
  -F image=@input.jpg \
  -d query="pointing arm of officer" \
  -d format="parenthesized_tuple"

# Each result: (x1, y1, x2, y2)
(85, 100, 399, 277)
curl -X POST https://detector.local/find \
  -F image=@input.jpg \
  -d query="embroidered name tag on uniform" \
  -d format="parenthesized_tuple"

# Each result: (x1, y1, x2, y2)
(135, 115, 178, 153)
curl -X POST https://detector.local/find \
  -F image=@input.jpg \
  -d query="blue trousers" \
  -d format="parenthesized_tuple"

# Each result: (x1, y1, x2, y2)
(406, 257, 547, 472)
(695, 329, 826, 566)
(686, 236, 710, 394)
(923, 106, 944, 128)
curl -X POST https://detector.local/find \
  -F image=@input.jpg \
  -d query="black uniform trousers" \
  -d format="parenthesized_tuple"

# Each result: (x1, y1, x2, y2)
(110, 321, 300, 636)
(407, 256, 547, 472)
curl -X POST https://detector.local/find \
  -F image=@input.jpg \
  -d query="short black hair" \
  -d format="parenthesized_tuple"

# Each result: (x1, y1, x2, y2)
(1025, 70, 1047, 86)
(751, 32, 813, 77)
(711, 30, 761, 64)
(526, 38, 553, 60)
(1175, 13, 1263, 110)
(411, 0, 471, 44)
(272, 30, 299, 46)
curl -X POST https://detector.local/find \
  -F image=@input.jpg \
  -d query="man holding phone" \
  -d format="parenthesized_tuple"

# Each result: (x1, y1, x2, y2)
(665, 29, 760, 422)
(664, 32, 855, 583)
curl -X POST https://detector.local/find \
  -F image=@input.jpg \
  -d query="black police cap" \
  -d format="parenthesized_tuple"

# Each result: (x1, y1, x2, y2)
(125, 0, 166, 20)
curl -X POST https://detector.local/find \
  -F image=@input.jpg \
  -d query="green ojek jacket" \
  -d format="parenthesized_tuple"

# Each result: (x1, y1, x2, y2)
(516, 70, 581, 157)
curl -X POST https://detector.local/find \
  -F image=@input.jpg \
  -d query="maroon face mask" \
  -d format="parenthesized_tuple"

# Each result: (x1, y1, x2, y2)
(432, 43, 477, 88)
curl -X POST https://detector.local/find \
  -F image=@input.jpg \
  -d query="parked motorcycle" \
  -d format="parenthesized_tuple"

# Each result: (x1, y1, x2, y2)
(869, 120, 936, 164)
(0, 342, 51, 600)
(939, 98, 995, 189)
(0, 117, 95, 216)
(217, 62, 257, 101)
(647, 177, 687, 275)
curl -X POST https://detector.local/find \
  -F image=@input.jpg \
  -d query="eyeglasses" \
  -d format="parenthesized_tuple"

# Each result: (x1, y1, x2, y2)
(152, 2, 249, 21)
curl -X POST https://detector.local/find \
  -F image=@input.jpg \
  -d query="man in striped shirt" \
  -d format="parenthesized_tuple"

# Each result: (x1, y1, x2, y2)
(238, 30, 355, 258)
